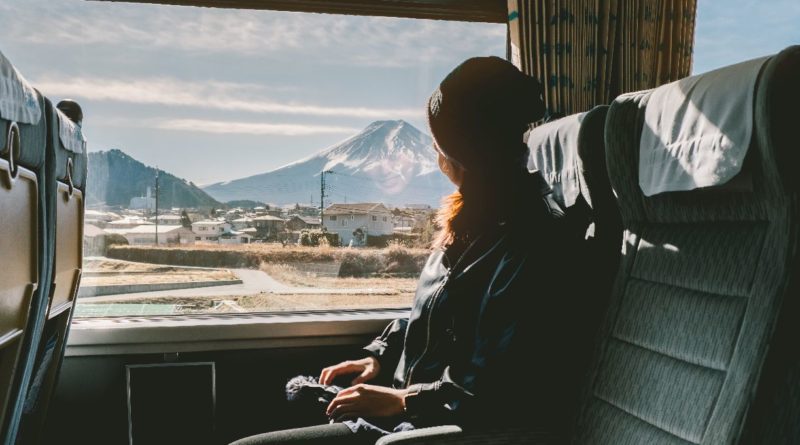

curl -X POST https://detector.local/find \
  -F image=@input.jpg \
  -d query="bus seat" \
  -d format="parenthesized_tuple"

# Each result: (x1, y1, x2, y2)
(573, 45, 800, 444)
(526, 104, 622, 421)
(528, 104, 623, 313)
(15, 98, 87, 444)
(0, 52, 48, 442)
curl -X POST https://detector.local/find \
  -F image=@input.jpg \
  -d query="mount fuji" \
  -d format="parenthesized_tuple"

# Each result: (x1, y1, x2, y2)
(203, 120, 454, 207)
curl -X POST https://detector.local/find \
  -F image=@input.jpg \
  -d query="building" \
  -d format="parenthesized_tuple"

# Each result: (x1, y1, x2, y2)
(231, 216, 254, 230)
(129, 187, 156, 211)
(84, 210, 120, 228)
(191, 220, 232, 243)
(285, 215, 321, 231)
(148, 214, 183, 225)
(253, 215, 285, 240)
(219, 229, 253, 244)
(106, 216, 152, 229)
(104, 224, 195, 245)
(324, 203, 393, 246)
(83, 224, 108, 255)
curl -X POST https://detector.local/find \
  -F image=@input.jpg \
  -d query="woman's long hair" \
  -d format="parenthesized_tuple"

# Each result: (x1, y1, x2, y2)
(432, 161, 529, 250)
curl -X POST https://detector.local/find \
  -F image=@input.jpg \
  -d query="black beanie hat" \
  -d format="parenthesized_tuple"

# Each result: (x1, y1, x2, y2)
(427, 56, 545, 173)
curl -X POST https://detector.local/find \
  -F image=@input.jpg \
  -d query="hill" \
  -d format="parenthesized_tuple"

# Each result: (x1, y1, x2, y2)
(87, 149, 221, 209)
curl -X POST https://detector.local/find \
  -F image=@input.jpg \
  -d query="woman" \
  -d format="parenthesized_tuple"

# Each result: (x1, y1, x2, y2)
(232, 56, 579, 445)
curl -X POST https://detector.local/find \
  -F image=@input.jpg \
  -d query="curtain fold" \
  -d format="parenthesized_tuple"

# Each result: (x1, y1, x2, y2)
(508, 0, 697, 117)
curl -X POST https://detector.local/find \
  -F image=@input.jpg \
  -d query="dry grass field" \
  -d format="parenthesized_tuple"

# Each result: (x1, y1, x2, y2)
(82, 258, 238, 286)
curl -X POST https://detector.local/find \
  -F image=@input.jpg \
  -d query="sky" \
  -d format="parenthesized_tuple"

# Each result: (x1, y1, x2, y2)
(1, 0, 798, 185)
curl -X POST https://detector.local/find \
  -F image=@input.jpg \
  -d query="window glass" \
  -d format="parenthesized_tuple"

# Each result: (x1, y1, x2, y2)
(3, 0, 504, 317)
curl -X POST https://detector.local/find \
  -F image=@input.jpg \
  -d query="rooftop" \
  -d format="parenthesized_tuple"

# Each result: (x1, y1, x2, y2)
(325, 203, 390, 215)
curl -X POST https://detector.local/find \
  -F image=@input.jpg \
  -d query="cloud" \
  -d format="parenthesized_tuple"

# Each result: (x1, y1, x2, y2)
(0, 0, 505, 68)
(93, 115, 359, 135)
(34, 76, 422, 119)
(155, 119, 359, 136)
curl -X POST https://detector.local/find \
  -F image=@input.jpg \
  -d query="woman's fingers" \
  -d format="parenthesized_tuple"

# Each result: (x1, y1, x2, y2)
(328, 402, 358, 421)
(335, 383, 366, 398)
(351, 369, 373, 385)
(326, 392, 360, 416)
(319, 361, 360, 385)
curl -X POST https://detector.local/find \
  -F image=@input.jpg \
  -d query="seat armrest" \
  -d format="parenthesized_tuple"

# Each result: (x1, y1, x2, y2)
(376, 426, 564, 445)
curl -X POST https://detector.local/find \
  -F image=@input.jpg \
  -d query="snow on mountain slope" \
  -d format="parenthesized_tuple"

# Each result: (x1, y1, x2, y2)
(204, 120, 454, 206)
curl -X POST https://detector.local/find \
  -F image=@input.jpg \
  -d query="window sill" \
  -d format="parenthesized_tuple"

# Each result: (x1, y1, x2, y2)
(66, 308, 409, 357)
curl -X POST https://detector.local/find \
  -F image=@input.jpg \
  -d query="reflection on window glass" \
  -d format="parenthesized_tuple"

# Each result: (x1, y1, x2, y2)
(2, 0, 504, 317)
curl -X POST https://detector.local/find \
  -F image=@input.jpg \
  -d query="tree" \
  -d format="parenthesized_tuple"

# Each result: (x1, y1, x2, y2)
(180, 209, 192, 228)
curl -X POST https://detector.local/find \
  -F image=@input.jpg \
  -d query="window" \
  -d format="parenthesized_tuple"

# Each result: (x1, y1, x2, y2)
(50, 1, 505, 317)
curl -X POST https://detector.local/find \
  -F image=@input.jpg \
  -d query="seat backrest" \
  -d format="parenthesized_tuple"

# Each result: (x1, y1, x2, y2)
(526, 105, 623, 426)
(15, 98, 87, 444)
(573, 46, 800, 445)
(0, 53, 48, 441)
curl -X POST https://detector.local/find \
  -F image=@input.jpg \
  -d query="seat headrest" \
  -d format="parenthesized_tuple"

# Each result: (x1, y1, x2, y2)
(527, 112, 584, 208)
(638, 56, 771, 196)
(56, 108, 86, 154)
(0, 50, 42, 125)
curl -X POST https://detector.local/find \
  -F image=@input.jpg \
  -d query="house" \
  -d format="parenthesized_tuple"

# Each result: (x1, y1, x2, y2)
(324, 203, 393, 246)
(191, 220, 233, 243)
(84, 210, 119, 228)
(219, 229, 253, 244)
(148, 214, 183, 225)
(290, 204, 320, 217)
(83, 224, 107, 255)
(106, 216, 152, 229)
(104, 225, 195, 245)
(391, 212, 416, 231)
(285, 215, 321, 231)
(231, 216, 254, 230)
(253, 215, 285, 240)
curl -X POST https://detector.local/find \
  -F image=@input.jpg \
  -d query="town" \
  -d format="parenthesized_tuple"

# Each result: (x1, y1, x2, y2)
(83, 187, 438, 255)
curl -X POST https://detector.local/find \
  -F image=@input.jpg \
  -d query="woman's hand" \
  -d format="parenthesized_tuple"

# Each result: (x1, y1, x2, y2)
(326, 384, 408, 422)
(319, 357, 381, 386)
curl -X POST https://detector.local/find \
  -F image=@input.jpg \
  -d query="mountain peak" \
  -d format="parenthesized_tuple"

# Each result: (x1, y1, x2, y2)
(203, 119, 453, 206)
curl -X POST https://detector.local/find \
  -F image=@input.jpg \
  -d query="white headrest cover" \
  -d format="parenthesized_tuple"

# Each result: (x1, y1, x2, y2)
(0, 50, 42, 125)
(527, 113, 583, 208)
(639, 56, 770, 196)
(57, 109, 86, 154)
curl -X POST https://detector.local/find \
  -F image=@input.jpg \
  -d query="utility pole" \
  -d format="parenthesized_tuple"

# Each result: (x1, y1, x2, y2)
(319, 170, 332, 230)
(154, 168, 160, 245)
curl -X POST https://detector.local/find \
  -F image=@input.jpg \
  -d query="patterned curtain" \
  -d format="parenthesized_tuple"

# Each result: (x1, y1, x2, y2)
(508, 0, 697, 117)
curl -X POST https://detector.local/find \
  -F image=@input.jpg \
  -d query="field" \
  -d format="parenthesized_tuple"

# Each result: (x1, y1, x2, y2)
(82, 258, 238, 286)
(105, 243, 430, 275)
(77, 243, 426, 316)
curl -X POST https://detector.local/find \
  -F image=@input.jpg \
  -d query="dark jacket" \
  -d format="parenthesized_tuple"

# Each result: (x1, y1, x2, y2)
(363, 171, 583, 432)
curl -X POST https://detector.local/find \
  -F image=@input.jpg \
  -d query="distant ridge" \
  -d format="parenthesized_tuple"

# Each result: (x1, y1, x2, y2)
(203, 120, 453, 206)
(87, 149, 221, 209)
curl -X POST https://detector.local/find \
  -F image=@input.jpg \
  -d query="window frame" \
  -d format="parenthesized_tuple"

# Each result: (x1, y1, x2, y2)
(70, 1, 509, 336)
(98, 0, 507, 23)
(66, 308, 409, 356)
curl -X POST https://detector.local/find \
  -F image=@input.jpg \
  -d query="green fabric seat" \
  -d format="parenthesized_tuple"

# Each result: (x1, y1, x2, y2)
(573, 45, 800, 445)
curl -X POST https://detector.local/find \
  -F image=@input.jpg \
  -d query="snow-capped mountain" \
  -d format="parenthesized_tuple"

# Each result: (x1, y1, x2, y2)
(203, 120, 454, 207)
